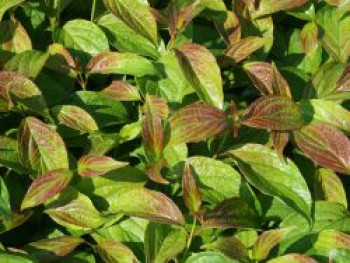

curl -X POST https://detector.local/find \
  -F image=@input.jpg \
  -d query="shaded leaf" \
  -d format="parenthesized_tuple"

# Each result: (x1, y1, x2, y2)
(0, 252, 36, 263)
(101, 81, 141, 102)
(294, 123, 350, 174)
(0, 19, 32, 52)
(202, 236, 248, 260)
(241, 96, 305, 131)
(51, 105, 98, 133)
(271, 131, 289, 158)
(21, 169, 72, 210)
(0, 136, 26, 174)
(170, 102, 228, 145)
(0, 177, 11, 222)
(182, 162, 202, 214)
(18, 117, 69, 177)
(87, 52, 158, 77)
(97, 241, 138, 263)
(77, 155, 128, 177)
(0, 0, 24, 21)
(272, 63, 291, 97)
(175, 43, 224, 109)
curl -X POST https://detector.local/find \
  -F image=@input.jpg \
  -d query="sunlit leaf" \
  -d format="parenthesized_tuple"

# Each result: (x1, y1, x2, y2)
(0, 19, 32, 52)
(182, 162, 202, 214)
(101, 81, 141, 102)
(77, 155, 128, 177)
(97, 241, 138, 263)
(243, 61, 273, 95)
(267, 254, 317, 263)
(254, 0, 308, 18)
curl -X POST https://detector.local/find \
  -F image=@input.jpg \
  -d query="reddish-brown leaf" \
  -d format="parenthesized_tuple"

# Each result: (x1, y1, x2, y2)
(294, 123, 350, 174)
(101, 80, 141, 101)
(170, 102, 228, 145)
(272, 131, 290, 158)
(243, 61, 273, 95)
(272, 63, 291, 97)
(142, 95, 169, 119)
(78, 155, 128, 177)
(214, 10, 241, 45)
(47, 43, 76, 72)
(336, 64, 350, 93)
(21, 169, 72, 210)
(182, 162, 202, 214)
(223, 37, 266, 64)
(242, 96, 305, 131)
(300, 22, 319, 54)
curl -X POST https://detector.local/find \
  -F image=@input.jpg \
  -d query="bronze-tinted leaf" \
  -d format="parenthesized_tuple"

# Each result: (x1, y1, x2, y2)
(242, 96, 305, 131)
(78, 155, 128, 177)
(0, 71, 46, 113)
(252, 228, 292, 260)
(145, 159, 169, 185)
(18, 117, 69, 177)
(102, 80, 141, 101)
(267, 254, 317, 263)
(175, 43, 224, 109)
(315, 168, 347, 208)
(170, 102, 228, 145)
(271, 63, 291, 97)
(202, 236, 248, 260)
(108, 188, 185, 225)
(243, 61, 273, 95)
(97, 241, 138, 263)
(272, 131, 289, 158)
(336, 64, 350, 93)
(202, 197, 259, 229)
(21, 169, 72, 210)
(182, 162, 202, 214)
(24, 236, 83, 262)
(102, 0, 158, 45)
(143, 95, 169, 119)
(86, 52, 158, 77)
(51, 105, 98, 133)
(223, 37, 266, 64)
(47, 43, 77, 73)
(142, 95, 165, 165)
(253, 0, 308, 18)
(214, 10, 241, 45)
(294, 123, 350, 174)
(0, 19, 32, 53)
(300, 22, 319, 54)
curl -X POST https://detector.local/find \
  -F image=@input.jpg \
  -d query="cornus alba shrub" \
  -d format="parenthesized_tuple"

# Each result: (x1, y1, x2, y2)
(0, 0, 349, 262)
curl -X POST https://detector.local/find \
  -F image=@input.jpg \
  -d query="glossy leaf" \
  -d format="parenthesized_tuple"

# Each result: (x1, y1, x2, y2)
(0, 19, 32, 52)
(227, 144, 312, 220)
(268, 254, 317, 263)
(294, 123, 350, 174)
(182, 162, 202, 214)
(202, 236, 248, 260)
(18, 117, 69, 176)
(271, 63, 291, 97)
(0, 136, 26, 174)
(0, 0, 24, 21)
(97, 241, 138, 263)
(102, 81, 141, 102)
(202, 197, 260, 229)
(241, 96, 305, 131)
(87, 52, 158, 77)
(144, 223, 187, 263)
(254, 0, 308, 18)
(0, 252, 36, 263)
(170, 102, 228, 145)
(77, 155, 128, 177)
(0, 177, 11, 221)
(108, 188, 185, 225)
(336, 64, 350, 93)
(185, 252, 239, 263)
(175, 43, 224, 109)
(244, 61, 273, 95)
(51, 105, 99, 133)
(21, 169, 72, 210)
(102, 0, 158, 44)
(315, 168, 347, 208)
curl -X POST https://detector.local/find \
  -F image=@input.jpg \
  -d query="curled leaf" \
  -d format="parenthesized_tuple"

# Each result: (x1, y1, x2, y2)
(21, 169, 72, 210)
(170, 102, 228, 145)
(294, 123, 350, 174)
(102, 80, 141, 101)
(78, 155, 128, 177)
(242, 96, 305, 131)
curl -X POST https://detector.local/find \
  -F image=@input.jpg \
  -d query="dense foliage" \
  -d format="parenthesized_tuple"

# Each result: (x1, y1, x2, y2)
(0, 0, 350, 262)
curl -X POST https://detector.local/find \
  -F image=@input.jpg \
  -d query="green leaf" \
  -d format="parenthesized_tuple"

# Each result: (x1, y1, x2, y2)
(4, 50, 49, 79)
(253, 0, 308, 18)
(68, 91, 129, 128)
(175, 43, 224, 109)
(102, 0, 158, 45)
(182, 162, 202, 214)
(243, 61, 273, 95)
(87, 52, 158, 77)
(315, 168, 347, 208)
(0, 136, 26, 174)
(21, 168, 72, 210)
(0, 252, 36, 263)
(0, 0, 24, 21)
(77, 155, 128, 177)
(107, 188, 185, 225)
(202, 236, 248, 260)
(24, 236, 84, 262)
(242, 96, 305, 131)
(0, 19, 32, 52)
(185, 252, 240, 263)
(227, 144, 312, 220)
(294, 123, 350, 174)
(300, 99, 350, 133)
(203, 197, 260, 229)
(101, 81, 141, 102)
(144, 223, 187, 263)
(18, 117, 69, 177)
(51, 105, 99, 133)
(97, 13, 159, 59)
(268, 254, 317, 263)
(0, 177, 11, 222)
(45, 187, 107, 230)
(316, 5, 350, 63)
(252, 228, 292, 260)
(55, 19, 109, 66)
(170, 102, 228, 145)
(97, 241, 138, 263)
